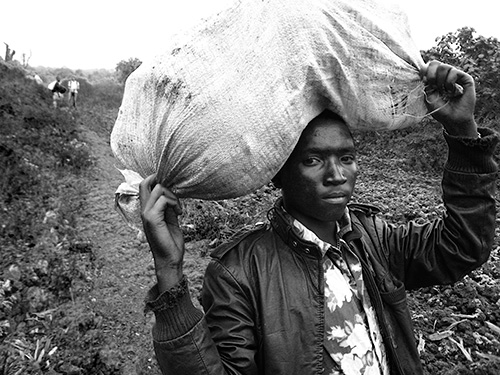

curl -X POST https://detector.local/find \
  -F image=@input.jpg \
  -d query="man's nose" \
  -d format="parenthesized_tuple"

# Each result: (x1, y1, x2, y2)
(324, 160, 347, 185)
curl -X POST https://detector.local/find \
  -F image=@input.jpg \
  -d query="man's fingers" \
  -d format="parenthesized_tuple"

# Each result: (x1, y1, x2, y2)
(434, 63, 451, 90)
(423, 61, 473, 103)
(140, 174, 183, 217)
(424, 61, 450, 90)
(443, 67, 458, 93)
(152, 186, 183, 217)
(152, 185, 183, 216)
(139, 174, 158, 206)
(422, 60, 438, 85)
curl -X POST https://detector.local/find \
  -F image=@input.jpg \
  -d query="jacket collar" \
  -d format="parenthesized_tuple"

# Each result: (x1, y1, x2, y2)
(267, 198, 362, 258)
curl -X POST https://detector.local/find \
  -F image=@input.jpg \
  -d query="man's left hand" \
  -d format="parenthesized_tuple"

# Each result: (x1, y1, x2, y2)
(422, 61, 478, 138)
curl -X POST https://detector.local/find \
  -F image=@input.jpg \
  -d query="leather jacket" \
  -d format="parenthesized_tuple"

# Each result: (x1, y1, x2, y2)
(147, 129, 498, 375)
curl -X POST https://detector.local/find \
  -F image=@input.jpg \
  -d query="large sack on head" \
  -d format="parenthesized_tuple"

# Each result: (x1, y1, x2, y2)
(111, 0, 426, 207)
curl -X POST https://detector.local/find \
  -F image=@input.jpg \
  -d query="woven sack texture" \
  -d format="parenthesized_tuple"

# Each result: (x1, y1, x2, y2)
(111, 0, 426, 206)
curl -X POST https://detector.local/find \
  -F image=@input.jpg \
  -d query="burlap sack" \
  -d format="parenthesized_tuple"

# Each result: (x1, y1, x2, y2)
(111, 0, 427, 229)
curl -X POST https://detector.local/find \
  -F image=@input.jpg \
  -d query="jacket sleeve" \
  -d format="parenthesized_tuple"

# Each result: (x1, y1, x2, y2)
(380, 128, 499, 290)
(146, 259, 259, 375)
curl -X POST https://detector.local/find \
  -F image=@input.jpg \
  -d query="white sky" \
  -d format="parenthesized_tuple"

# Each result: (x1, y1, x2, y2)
(1, 0, 499, 70)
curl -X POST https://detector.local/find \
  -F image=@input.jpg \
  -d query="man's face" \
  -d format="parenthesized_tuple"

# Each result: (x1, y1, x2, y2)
(278, 115, 358, 226)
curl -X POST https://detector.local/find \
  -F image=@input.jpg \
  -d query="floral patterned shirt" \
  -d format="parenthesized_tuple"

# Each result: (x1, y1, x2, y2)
(291, 208, 390, 375)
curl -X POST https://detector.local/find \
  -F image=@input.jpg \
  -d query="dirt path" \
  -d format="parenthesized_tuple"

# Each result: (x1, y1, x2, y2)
(67, 105, 210, 374)
(75, 114, 161, 374)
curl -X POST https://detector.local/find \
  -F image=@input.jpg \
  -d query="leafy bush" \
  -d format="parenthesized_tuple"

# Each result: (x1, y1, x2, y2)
(115, 57, 142, 84)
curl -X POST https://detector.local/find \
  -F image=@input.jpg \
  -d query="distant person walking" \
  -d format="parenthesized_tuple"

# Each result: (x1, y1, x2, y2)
(68, 77, 80, 109)
(48, 77, 66, 109)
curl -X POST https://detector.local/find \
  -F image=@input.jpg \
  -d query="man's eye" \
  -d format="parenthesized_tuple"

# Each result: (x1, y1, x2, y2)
(341, 155, 356, 163)
(303, 158, 320, 166)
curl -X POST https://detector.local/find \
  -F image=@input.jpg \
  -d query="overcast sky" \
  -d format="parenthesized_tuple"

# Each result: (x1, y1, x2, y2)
(1, 0, 499, 70)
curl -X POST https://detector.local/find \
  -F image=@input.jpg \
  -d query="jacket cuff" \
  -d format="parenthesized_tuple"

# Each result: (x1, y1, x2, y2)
(444, 128, 499, 173)
(144, 276, 204, 341)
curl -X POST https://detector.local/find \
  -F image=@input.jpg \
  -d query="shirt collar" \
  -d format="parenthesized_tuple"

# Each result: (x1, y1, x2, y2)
(278, 203, 352, 257)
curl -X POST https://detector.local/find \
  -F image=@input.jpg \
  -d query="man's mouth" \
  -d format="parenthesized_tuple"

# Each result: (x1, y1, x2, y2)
(323, 192, 347, 203)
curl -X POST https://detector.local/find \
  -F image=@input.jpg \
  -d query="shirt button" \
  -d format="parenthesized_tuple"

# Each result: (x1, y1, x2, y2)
(292, 241, 298, 247)
(304, 248, 310, 254)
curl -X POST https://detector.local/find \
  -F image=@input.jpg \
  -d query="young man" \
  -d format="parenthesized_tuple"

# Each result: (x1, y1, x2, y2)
(139, 61, 498, 374)
(68, 77, 80, 109)
(51, 77, 66, 109)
